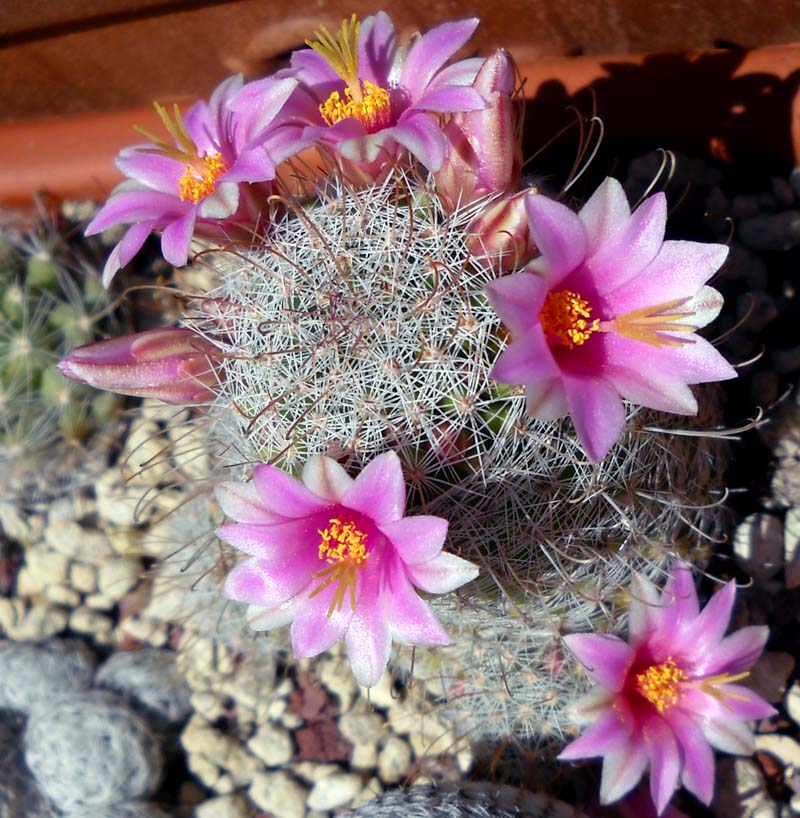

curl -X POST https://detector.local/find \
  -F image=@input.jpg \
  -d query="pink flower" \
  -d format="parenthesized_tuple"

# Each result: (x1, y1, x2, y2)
(559, 562, 776, 815)
(217, 451, 479, 686)
(485, 177, 736, 462)
(58, 327, 220, 404)
(436, 49, 521, 211)
(278, 12, 485, 177)
(85, 74, 298, 286)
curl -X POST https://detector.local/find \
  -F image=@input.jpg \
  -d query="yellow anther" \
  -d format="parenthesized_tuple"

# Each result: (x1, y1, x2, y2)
(177, 152, 228, 203)
(317, 516, 369, 565)
(634, 657, 687, 713)
(540, 289, 600, 348)
(319, 80, 392, 132)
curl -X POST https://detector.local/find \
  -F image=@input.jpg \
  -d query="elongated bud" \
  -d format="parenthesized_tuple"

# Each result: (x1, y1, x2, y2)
(468, 188, 537, 271)
(58, 327, 220, 404)
(437, 50, 521, 211)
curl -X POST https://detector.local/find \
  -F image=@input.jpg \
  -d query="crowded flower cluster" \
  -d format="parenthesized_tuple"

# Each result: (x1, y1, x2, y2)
(59, 11, 772, 815)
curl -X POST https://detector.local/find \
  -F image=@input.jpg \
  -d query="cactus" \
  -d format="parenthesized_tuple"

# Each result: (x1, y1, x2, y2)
(178, 167, 729, 744)
(0, 209, 123, 501)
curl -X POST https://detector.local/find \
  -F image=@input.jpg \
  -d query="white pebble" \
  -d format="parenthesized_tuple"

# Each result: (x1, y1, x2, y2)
(306, 772, 362, 811)
(249, 771, 307, 818)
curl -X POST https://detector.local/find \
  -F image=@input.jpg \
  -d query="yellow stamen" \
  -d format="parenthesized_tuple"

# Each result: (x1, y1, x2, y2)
(134, 102, 228, 203)
(307, 16, 392, 132)
(540, 289, 600, 348)
(611, 297, 697, 348)
(177, 152, 228, 203)
(319, 81, 392, 132)
(309, 516, 370, 616)
(634, 657, 687, 713)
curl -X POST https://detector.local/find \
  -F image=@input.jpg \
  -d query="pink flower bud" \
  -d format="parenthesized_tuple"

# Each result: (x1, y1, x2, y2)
(467, 188, 538, 271)
(437, 49, 522, 211)
(58, 327, 220, 404)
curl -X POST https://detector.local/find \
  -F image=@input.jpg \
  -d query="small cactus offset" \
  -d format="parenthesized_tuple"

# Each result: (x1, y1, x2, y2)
(0, 209, 123, 497)
(61, 11, 769, 814)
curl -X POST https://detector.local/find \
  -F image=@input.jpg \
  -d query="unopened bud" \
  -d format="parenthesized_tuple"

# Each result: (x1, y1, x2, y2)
(58, 327, 220, 404)
(468, 188, 538, 271)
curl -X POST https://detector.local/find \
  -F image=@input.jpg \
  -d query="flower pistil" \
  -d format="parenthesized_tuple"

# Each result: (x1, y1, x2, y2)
(308, 15, 392, 132)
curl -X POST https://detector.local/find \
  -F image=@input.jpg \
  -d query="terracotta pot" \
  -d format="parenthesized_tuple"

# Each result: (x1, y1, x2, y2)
(2, 44, 799, 206)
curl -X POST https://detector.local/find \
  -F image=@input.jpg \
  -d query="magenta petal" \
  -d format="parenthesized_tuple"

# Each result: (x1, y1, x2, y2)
(415, 85, 484, 114)
(224, 148, 276, 184)
(406, 551, 479, 593)
(699, 626, 769, 677)
(223, 556, 311, 607)
(246, 596, 301, 631)
(490, 328, 560, 385)
(558, 706, 632, 760)
(301, 455, 353, 502)
(587, 192, 667, 292)
(603, 360, 698, 415)
(252, 464, 329, 517)
(214, 481, 288, 525)
(668, 709, 715, 805)
(385, 572, 450, 645)
(290, 590, 353, 658)
(599, 739, 649, 805)
(399, 18, 479, 100)
(484, 272, 549, 335)
(689, 692, 756, 754)
(102, 221, 155, 286)
(563, 633, 634, 691)
(342, 451, 405, 523)
(216, 518, 317, 558)
(345, 593, 391, 687)
(524, 377, 568, 420)
(358, 11, 397, 85)
(608, 240, 729, 315)
(524, 193, 588, 285)
(578, 177, 631, 257)
(378, 515, 448, 564)
(115, 149, 184, 194)
(563, 374, 626, 462)
(86, 189, 185, 235)
(628, 574, 662, 644)
(676, 580, 735, 657)
(717, 684, 777, 720)
(643, 715, 681, 815)
(659, 562, 700, 634)
(389, 115, 447, 171)
(160, 210, 196, 267)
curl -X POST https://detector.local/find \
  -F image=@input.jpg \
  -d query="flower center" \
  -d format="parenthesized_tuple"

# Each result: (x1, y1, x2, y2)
(540, 289, 600, 348)
(309, 515, 370, 616)
(134, 102, 228, 204)
(177, 152, 228, 203)
(307, 15, 392, 133)
(634, 657, 687, 713)
(319, 81, 392, 132)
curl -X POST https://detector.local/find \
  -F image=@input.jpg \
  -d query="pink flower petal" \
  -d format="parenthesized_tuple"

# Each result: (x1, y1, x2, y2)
(290, 588, 354, 658)
(558, 706, 633, 760)
(603, 360, 698, 415)
(406, 551, 478, 594)
(399, 18, 479, 101)
(578, 176, 631, 257)
(628, 574, 663, 644)
(607, 240, 729, 316)
(484, 272, 549, 336)
(378, 516, 448, 564)
(682, 285, 724, 330)
(659, 562, 700, 633)
(563, 373, 626, 462)
(252, 464, 329, 517)
(563, 633, 634, 692)
(223, 556, 312, 607)
(384, 572, 450, 646)
(600, 739, 649, 805)
(160, 210, 197, 267)
(114, 149, 184, 194)
(214, 481, 288, 524)
(216, 518, 318, 558)
(715, 684, 777, 721)
(415, 85, 484, 114)
(667, 708, 715, 805)
(246, 597, 302, 631)
(343, 450, 405, 523)
(524, 193, 588, 286)
(524, 377, 569, 420)
(490, 328, 560, 385)
(696, 625, 769, 677)
(86, 189, 186, 235)
(301, 455, 353, 502)
(694, 694, 756, 755)
(389, 115, 447, 171)
(345, 588, 392, 687)
(102, 221, 156, 286)
(358, 11, 397, 85)
(676, 580, 736, 658)
(643, 714, 681, 814)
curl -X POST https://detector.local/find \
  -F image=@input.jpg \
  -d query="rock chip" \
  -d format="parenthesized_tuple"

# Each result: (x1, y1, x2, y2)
(377, 735, 412, 784)
(194, 794, 250, 818)
(98, 557, 142, 600)
(249, 771, 308, 818)
(247, 721, 293, 767)
(306, 772, 362, 810)
(733, 514, 783, 580)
